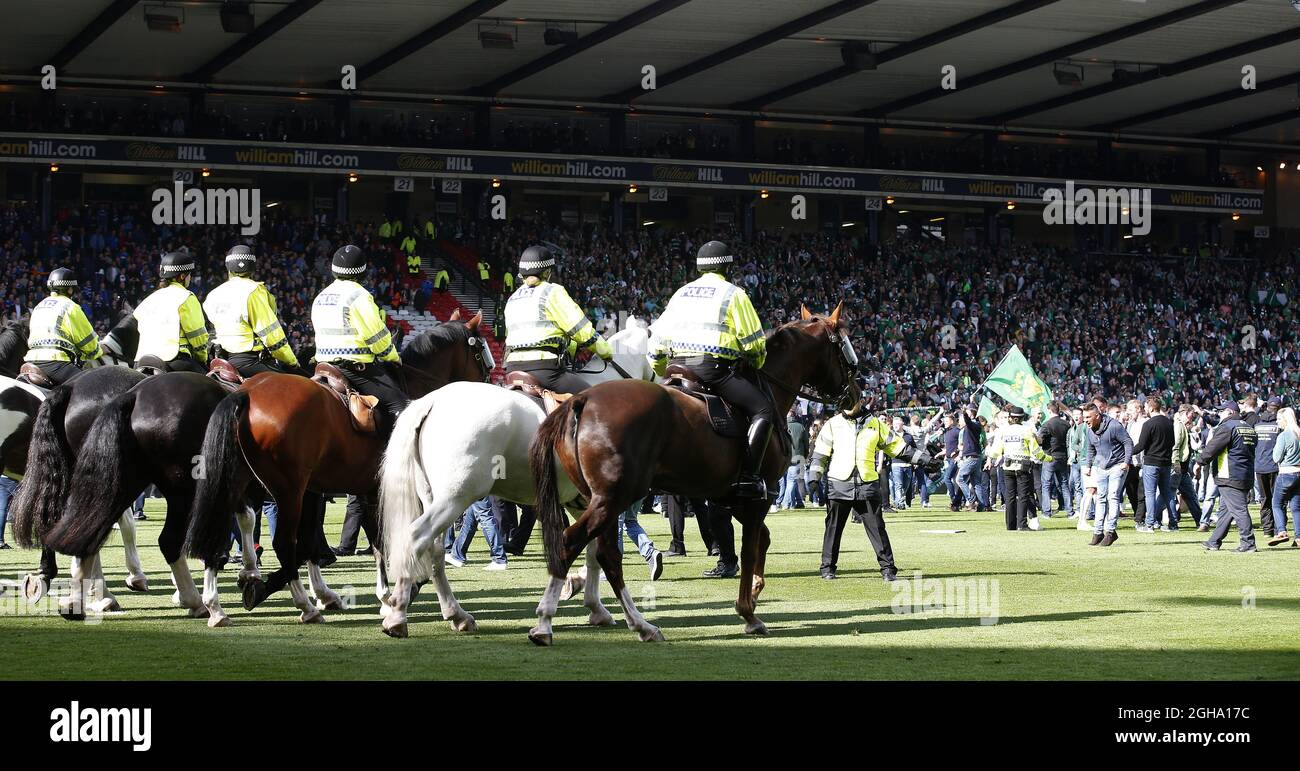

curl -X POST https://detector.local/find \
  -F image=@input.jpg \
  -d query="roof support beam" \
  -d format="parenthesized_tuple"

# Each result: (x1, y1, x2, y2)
(1097, 70, 1300, 131)
(188, 0, 325, 82)
(357, 0, 508, 83)
(1200, 107, 1300, 138)
(863, 0, 1247, 118)
(979, 26, 1300, 125)
(603, 0, 882, 104)
(46, 0, 138, 71)
(473, 0, 693, 96)
(737, 0, 1061, 111)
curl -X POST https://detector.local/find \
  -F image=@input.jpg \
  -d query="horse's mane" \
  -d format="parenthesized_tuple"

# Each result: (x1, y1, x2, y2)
(400, 321, 468, 371)
(0, 317, 29, 365)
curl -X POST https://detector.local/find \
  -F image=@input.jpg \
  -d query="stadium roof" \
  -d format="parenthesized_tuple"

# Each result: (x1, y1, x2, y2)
(5, 0, 1299, 144)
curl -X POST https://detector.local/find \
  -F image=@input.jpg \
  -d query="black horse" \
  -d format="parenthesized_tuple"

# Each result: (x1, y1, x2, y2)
(0, 317, 30, 377)
(42, 372, 244, 624)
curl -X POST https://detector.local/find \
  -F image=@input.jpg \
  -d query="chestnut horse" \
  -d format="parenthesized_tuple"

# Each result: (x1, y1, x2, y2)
(185, 313, 489, 623)
(528, 304, 860, 644)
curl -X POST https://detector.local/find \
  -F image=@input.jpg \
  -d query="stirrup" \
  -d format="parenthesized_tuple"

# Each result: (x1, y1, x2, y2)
(732, 475, 768, 500)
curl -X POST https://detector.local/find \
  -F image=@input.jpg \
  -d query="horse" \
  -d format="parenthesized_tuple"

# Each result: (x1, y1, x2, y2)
(4, 310, 147, 609)
(527, 304, 860, 644)
(185, 313, 490, 624)
(0, 317, 30, 377)
(378, 319, 655, 637)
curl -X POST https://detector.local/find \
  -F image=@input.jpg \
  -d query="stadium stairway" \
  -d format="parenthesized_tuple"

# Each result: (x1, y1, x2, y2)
(401, 247, 505, 382)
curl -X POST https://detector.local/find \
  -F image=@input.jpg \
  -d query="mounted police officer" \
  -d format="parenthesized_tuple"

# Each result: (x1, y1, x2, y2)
(133, 249, 209, 374)
(21, 267, 103, 385)
(203, 245, 303, 378)
(650, 240, 773, 499)
(503, 244, 611, 393)
(311, 244, 406, 436)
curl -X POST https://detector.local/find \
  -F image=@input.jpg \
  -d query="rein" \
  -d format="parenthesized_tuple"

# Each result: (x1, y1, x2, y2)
(759, 323, 857, 407)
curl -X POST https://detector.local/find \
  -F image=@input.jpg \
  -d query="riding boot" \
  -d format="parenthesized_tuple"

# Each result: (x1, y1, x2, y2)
(733, 418, 773, 499)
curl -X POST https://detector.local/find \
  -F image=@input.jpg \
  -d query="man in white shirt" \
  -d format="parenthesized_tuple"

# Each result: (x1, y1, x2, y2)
(1123, 399, 1148, 522)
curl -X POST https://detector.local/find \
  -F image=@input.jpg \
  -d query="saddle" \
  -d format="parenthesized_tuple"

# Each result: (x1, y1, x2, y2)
(16, 362, 55, 389)
(207, 358, 244, 386)
(135, 354, 168, 377)
(311, 362, 381, 434)
(660, 364, 745, 438)
(503, 370, 572, 415)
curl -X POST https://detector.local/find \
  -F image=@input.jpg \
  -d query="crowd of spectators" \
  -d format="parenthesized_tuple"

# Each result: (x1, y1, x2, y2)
(3, 94, 1250, 188)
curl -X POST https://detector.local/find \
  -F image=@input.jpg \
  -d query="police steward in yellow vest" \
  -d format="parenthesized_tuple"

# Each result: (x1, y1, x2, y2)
(133, 250, 210, 374)
(650, 240, 773, 499)
(311, 244, 407, 436)
(986, 404, 1052, 531)
(503, 244, 611, 394)
(203, 245, 303, 378)
(22, 267, 103, 385)
(809, 393, 930, 581)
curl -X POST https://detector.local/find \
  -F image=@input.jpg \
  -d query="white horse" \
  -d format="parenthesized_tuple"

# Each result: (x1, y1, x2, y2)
(377, 318, 655, 638)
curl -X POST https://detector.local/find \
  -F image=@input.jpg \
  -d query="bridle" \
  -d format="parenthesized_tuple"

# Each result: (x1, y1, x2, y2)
(760, 322, 858, 407)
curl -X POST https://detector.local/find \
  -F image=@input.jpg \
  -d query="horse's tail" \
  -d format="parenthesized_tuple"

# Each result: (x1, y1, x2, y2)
(531, 393, 584, 579)
(379, 393, 437, 584)
(45, 391, 140, 557)
(10, 384, 74, 548)
(185, 390, 250, 563)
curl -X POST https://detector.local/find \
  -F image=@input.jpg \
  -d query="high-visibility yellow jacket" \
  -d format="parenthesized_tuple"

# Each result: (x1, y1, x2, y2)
(503, 272, 515, 293)
(311, 279, 399, 364)
(203, 275, 299, 367)
(433, 269, 450, 289)
(504, 280, 610, 363)
(424, 220, 436, 239)
(477, 261, 490, 281)
(400, 235, 417, 255)
(986, 423, 1051, 471)
(134, 281, 209, 363)
(406, 254, 422, 274)
(379, 221, 392, 239)
(649, 271, 765, 376)
(810, 413, 907, 483)
(24, 294, 102, 364)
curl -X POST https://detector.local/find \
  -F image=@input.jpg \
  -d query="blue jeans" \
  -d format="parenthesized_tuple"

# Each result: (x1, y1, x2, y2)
(914, 466, 931, 505)
(0, 475, 19, 545)
(1174, 467, 1202, 526)
(943, 459, 961, 505)
(618, 499, 656, 560)
(1272, 472, 1300, 533)
(1092, 465, 1127, 534)
(957, 457, 988, 509)
(1041, 459, 1072, 517)
(889, 463, 911, 508)
(1141, 465, 1175, 528)
(450, 497, 505, 565)
(778, 463, 805, 509)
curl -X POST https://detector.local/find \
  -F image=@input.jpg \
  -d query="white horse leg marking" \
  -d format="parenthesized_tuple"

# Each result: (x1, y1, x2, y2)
(530, 575, 565, 645)
(60, 556, 87, 615)
(616, 586, 664, 642)
(202, 564, 231, 628)
(289, 578, 323, 624)
(307, 562, 342, 610)
(235, 506, 261, 585)
(168, 557, 207, 618)
(427, 531, 474, 632)
(87, 551, 123, 614)
(118, 511, 149, 591)
(583, 543, 614, 627)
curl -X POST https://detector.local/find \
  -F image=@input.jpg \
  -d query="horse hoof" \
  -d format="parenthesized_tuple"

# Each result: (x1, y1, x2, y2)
(528, 628, 553, 647)
(126, 576, 149, 592)
(587, 609, 616, 627)
(744, 621, 769, 636)
(90, 597, 122, 614)
(300, 609, 325, 624)
(382, 622, 408, 639)
(451, 614, 478, 633)
(640, 626, 666, 643)
(558, 576, 582, 602)
(58, 606, 85, 622)
(24, 574, 48, 603)
(208, 613, 232, 629)
(187, 605, 211, 619)
(242, 579, 267, 611)
(318, 597, 345, 611)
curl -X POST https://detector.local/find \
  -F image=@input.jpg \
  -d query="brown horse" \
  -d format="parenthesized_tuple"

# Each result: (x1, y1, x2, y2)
(528, 304, 860, 644)
(185, 312, 488, 623)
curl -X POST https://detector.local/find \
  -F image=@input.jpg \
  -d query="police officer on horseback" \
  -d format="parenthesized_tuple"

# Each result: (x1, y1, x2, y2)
(203, 245, 304, 378)
(21, 267, 103, 385)
(133, 249, 210, 374)
(650, 240, 773, 499)
(503, 244, 612, 393)
(311, 244, 406, 435)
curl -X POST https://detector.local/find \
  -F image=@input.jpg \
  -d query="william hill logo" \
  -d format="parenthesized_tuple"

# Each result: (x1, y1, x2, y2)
(653, 165, 694, 182)
(125, 143, 177, 161)
(396, 154, 445, 172)
(878, 176, 923, 193)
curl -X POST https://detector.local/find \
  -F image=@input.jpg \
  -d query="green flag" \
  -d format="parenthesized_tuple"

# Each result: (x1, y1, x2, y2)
(977, 396, 999, 424)
(984, 345, 1053, 410)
